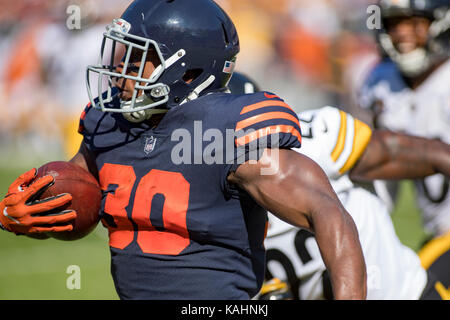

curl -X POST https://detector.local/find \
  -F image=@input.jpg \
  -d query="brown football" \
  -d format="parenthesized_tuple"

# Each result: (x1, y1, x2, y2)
(35, 161, 102, 241)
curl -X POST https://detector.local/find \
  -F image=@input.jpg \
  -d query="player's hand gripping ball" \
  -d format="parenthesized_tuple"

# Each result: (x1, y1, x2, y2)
(0, 168, 75, 236)
(35, 161, 102, 241)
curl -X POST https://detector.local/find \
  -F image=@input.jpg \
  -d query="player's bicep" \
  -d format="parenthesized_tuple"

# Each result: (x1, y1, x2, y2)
(229, 149, 339, 231)
(349, 130, 444, 181)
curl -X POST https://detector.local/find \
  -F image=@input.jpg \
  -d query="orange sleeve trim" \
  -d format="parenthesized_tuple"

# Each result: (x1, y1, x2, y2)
(236, 125, 302, 147)
(236, 111, 300, 132)
(80, 102, 92, 121)
(240, 100, 294, 115)
(80, 110, 87, 121)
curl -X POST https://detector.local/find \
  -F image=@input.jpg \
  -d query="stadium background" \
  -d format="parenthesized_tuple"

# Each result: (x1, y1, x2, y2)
(0, 0, 429, 299)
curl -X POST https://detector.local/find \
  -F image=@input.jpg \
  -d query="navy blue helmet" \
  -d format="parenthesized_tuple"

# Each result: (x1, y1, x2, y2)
(87, 0, 240, 121)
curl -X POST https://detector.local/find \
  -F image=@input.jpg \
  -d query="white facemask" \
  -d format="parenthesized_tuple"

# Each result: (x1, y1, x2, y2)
(394, 47, 431, 77)
(379, 33, 431, 77)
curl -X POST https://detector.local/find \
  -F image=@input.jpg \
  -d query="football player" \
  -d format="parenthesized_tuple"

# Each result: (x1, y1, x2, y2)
(0, 0, 366, 300)
(358, 0, 449, 236)
(228, 72, 450, 299)
(357, 0, 450, 295)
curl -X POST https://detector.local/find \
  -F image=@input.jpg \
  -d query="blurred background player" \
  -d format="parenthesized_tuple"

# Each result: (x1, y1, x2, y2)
(228, 72, 450, 300)
(0, 0, 128, 162)
(355, 0, 450, 289)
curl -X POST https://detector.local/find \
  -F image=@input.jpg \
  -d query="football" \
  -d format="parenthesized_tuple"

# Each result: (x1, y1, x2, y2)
(35, 161, 102, 241)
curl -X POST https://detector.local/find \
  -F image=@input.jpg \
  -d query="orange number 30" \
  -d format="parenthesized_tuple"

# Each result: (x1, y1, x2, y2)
(99, 164, 191, 255)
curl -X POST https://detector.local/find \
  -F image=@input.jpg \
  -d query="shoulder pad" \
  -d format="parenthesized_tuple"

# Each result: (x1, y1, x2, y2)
(298, 106, 372, 179)
(234, 92, 302, 149)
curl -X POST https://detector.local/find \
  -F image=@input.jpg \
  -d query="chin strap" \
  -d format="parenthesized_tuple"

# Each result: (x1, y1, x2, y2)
(120, 74, 217, 122)
(181, 75, 216, 104)
(122, 108, 168, 123)
(120, 94, 168, 123)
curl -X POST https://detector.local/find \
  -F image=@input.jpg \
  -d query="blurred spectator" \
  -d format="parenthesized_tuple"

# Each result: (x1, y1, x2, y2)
(0, 0, 128, 162)
(0, 0, 380, 165)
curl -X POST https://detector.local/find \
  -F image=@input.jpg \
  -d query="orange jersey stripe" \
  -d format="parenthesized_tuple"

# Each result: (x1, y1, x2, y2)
(80, 110, 87, 121)
(235, 111, 300, 132)
(80, 102, 92, 121)
(264, 93, 280, 99)
(240, 100, 294, 115)
(236, 125, 302, 147)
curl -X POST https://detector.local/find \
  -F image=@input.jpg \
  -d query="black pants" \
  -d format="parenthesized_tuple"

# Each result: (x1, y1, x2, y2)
(419, 233, 450, 300)
(420, 270, 447, 300)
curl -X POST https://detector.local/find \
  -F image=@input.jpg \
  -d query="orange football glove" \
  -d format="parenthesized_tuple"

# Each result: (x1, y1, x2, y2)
(0, 168, 77, 235)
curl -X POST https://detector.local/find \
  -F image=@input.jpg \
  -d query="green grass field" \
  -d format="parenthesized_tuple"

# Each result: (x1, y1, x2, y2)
(0, 167, 118, 300)
(0, 166, 429, 300)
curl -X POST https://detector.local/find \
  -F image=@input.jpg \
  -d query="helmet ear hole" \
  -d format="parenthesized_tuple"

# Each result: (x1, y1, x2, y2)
(182, 69, 203, 84)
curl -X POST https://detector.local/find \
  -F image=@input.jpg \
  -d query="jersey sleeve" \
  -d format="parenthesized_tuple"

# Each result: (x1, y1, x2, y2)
(226, 92, 302, 174)
(77, 102, 93, 136)
(357, 59, 406, 111)
(298, 107, 372, 179)
(234, 92, 302, 149)
(78, 88, 120, 139)
(77, 100, 108, 153)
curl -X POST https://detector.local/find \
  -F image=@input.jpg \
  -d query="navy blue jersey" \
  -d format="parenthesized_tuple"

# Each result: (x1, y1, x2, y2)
(79, 91, 301, 299)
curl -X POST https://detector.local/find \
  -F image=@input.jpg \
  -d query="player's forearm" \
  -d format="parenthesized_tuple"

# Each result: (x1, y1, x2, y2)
(231, 150, 367, 299)
(351, 130, 450, 181)
(311, 200, 367, 300)
(425, 139, 450, 178)
(385, 133, 450, 178)
(246, 183, 368, 298)
(350, 160, 436, 181)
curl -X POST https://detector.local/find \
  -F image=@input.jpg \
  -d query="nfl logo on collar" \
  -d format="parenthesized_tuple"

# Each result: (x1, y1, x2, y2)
(143, 135, 157, 155)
